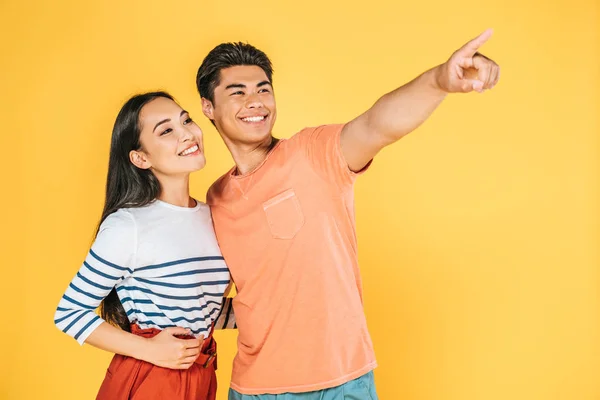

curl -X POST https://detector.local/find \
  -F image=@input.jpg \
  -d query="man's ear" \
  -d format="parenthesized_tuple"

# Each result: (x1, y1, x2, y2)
(129, 149, 152, 170)
(202, 97, 215, 120)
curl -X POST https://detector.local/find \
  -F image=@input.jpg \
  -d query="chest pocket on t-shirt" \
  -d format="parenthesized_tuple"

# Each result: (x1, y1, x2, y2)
(262, 188, 305, 239)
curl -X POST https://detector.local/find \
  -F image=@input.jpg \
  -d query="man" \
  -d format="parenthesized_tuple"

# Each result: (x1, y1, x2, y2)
(196, 29, 500, 399)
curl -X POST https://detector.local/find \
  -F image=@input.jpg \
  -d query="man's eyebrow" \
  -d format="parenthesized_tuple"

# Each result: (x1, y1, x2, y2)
(225, 83, 246, 90)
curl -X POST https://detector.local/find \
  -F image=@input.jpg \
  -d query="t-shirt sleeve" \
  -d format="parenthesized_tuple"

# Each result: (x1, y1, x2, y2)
(297, 124, 372, 189)
(53, 209, 137, 345)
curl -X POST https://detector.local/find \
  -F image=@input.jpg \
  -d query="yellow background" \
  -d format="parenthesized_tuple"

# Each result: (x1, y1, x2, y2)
(1, 0, 598, 399)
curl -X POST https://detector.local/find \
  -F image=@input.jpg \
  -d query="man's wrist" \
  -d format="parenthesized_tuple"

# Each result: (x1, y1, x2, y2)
(426, 65, 448, 95)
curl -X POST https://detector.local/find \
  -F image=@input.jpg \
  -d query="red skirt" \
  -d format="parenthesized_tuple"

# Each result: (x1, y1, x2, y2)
(96, 324, 217, 400)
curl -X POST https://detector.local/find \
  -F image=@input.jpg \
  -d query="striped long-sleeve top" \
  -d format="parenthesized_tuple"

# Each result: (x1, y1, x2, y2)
(54, 199, 236, 345)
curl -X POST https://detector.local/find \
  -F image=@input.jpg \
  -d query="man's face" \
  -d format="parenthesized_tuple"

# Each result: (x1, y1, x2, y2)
(202, 65, 277, 147)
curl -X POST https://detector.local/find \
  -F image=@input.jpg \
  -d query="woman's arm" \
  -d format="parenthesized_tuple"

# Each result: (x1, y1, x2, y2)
(86, 322, 202, 369)
(54, 210, 201, 369)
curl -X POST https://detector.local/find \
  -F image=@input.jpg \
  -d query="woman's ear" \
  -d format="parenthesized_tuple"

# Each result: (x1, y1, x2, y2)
(129, 150, 152, 170)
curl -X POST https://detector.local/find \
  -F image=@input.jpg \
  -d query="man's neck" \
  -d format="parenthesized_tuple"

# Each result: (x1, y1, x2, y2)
(229, 136, 279, 176)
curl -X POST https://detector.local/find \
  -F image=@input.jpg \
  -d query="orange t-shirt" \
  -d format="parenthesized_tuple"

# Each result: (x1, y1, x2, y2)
(207, 124, 377, 395)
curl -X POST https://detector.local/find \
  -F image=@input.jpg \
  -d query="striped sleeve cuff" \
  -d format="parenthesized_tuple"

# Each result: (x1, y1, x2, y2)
(54, 309, 104, 345)
(213, 297, 236, 330)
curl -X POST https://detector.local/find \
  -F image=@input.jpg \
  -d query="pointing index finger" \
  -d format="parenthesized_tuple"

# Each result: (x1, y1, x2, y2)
(458, 29, 493, 57)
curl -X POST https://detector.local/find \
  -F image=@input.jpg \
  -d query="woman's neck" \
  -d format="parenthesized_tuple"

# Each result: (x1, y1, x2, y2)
(156, 174, 194, 207)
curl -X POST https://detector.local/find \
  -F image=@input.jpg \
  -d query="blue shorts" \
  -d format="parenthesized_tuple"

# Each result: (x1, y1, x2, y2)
(228, 371, 378, 400)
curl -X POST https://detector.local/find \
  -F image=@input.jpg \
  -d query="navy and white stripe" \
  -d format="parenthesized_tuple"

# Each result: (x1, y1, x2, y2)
(214, 297, 236, 329)
(54, 200, 235, 345)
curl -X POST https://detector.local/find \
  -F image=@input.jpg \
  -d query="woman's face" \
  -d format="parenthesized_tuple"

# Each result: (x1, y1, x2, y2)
(131, 97, 206, 177)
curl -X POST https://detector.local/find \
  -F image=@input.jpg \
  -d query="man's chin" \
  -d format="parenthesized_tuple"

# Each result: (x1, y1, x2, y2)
(236, 128, 272, 143)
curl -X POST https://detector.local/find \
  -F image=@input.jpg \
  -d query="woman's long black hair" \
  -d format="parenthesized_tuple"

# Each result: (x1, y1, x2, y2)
(98, 91, 174, 331)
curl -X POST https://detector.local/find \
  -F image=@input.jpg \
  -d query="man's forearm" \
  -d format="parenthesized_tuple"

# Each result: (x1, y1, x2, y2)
(365, 65, 447, 147)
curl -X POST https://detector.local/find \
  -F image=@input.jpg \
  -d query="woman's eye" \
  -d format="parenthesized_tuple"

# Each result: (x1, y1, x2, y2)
(183, 117, 193, 125)
(160, 128, 173, 136)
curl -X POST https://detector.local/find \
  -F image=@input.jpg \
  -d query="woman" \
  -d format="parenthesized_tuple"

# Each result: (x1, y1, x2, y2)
(54, 91, 235, 399)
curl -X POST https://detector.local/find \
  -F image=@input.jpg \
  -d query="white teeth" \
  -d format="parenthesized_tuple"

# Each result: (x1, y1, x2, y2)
(179, 144, 199, 156)
(242, 116, 265, 122)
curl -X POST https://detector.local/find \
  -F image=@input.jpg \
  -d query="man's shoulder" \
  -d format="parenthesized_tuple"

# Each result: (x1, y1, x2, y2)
(287, 123, 345, 144)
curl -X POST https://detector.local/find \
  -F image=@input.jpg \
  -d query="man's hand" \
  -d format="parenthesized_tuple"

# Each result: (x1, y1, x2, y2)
(434, 29, 500, 94)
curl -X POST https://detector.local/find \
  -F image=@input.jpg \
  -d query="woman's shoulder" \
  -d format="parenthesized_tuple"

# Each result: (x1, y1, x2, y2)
(98, 208, 136, 232)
